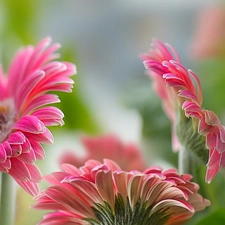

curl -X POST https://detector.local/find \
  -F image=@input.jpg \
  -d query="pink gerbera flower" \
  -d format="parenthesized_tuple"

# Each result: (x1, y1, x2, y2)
(59, 134, 147, 171)
(0, 37, 76, 195)
(34, 159, 210, 225)
(141, 40, 182, 152)
(142, 39, 225, 182)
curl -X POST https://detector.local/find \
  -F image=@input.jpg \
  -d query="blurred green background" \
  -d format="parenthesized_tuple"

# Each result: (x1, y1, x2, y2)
(1, 0, 225, 224)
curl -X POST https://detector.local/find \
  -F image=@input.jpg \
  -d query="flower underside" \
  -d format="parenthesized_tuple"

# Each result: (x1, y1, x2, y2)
(85, 195, 170, 225)
(175, 109, 208, 164)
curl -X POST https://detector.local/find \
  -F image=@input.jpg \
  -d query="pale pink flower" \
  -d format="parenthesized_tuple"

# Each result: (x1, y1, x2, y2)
(142, 39, 225, 182)
(140, 40, 182, 151)
(190, 4, 225, 59)
(34, 159, 210, 225)
(0, 37, 76, 195)
(59, 134, 147, 171)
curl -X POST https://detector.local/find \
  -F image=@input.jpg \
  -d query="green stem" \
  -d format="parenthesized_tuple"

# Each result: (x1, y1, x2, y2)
(0, 173, 15, 225)
(178, 145, 192, 174)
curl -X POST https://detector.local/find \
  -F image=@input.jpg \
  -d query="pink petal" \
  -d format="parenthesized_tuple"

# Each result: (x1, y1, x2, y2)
(15, 70, 45, 110)
(44, 172, 69, 185)
(0, 144, 7, 163)
(15, 179, 39, 196)
(7, 132, 26, 144)
(163, 73, 186, 87)
(26, 164, 42, 182)
(150, 199, 194, 215)
(32, 107, 64, 126)
(11, 144, 22, 156)
(0, 158, 11, 171)
(45, 186, 95, 217)
(206, 132, 217, 150)
(21, 137, 32, 153)
(24, 128, 54, 144)
(113, 171, 128, 202)
(103, 159, 121, 171)
(198, 117, 214, 135)
(0, 66, 6, 99)
(67, 179, 103, 204)
(178, 90, 198, 102)
(205, 165, 220, 183)
(216, 136, 225, 153)
(30, 140, 45, 159)
(95, 170, 115, 207)
(23, 94, 60, 115)
(204, 110, 221, 126)
(128, 174, 144, 208)
(2, 142, 12, 156)
(9, 158, 31, 181)
(14, 115, 46, 134)
(219, 126, 225, 142)
(206, 149, 220, 168)
(61, 164, 81, 176)
(7, 46, 34, 93)
(143, 60, 167, 75)
(17, 148, 36, 164)
(182, 101, 201, 114)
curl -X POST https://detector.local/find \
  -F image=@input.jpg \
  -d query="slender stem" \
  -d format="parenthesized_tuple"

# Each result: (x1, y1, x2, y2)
(178, 145, 191, 174)
(0, 173, 15, 225)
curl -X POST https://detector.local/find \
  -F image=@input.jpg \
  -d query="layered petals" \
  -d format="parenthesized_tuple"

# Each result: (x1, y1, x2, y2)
(34, 160, 210, 225)
(142, 39, 225, 182)
(0, 37, 76, 195)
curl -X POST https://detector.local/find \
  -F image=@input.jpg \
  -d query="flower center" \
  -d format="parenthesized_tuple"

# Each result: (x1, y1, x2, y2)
(0, 99, 16, 142)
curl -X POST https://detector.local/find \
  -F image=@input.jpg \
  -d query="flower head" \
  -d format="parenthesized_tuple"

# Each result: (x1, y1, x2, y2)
(34, 159, 210, 225)
(140, 40, 183, 151)
(0, 37, 76, 195)
(59, 134, 147, 171)
(142, 39, 225, 182)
